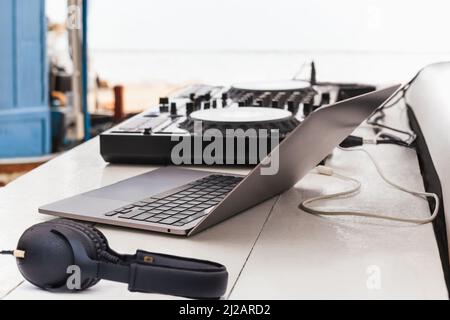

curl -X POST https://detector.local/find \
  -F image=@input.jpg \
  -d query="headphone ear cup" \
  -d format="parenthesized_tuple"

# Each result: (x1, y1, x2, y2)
(16, 222, 76, 290)
(44, 219, 110, 290)
(50, 219, 109, 256)
(16, 219, 110, 291)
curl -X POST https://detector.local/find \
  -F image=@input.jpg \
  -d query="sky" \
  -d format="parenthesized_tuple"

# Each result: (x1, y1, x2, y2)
(45, 0, 450, 84)
(47, 0, 450, 53)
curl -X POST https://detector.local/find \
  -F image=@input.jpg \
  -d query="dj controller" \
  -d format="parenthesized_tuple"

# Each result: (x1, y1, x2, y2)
(100, 79, 375, 165)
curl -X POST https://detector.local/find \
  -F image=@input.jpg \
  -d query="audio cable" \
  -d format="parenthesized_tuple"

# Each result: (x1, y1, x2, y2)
(298, 147, 439, 224)
(0, 250, 25, 258)
(365, 69, 425, 147)
(366, 108, 417, 147)
(340, 135, 412, 148)
(292, 60, 316, 84)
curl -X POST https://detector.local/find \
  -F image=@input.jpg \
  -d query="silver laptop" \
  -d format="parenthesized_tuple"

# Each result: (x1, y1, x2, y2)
(39, 85, 400, 236)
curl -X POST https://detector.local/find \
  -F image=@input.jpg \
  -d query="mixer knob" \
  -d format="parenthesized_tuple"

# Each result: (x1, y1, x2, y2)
(276, 92, 287, 107)
(212, 100, 217, 109)
(271, 100, 280, 109)
(170, 102, 178, 116)
(186, 102, 194, 116)
(255, 99, 263, 107)
(303, 103, 314, 117)
(194, 99, 201, 110)
(159, 97, 169, 105)
(287, 100, 294, 113)
(245, 94, 254, 105)
(159, 97, 169, 113)
(287, 100, 299, 115)
(204, 102, 211, 109)
(262, 93, 271, 107)
(321, 92, 330, 105)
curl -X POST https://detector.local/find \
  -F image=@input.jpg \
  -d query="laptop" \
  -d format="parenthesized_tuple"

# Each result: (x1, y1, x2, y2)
(39, 85, 400, 236)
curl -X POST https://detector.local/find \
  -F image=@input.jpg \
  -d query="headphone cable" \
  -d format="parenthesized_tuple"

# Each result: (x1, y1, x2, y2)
(299, 147, 439, 224)
(1, 250, 25, 258)
(340, 135, 412, 149)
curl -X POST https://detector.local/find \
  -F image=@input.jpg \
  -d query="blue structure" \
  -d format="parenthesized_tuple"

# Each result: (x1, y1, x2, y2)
(82, 0, 91, 140)
(0, 0, 50, 157)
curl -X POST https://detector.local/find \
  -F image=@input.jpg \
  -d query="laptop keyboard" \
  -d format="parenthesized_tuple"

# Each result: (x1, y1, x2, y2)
(104, 174, 243, 227)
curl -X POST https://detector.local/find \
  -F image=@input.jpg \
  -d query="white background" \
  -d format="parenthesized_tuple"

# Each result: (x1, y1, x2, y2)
(47, 0, 450, 84)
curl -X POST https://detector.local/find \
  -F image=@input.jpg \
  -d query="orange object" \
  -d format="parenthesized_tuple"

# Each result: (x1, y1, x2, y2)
(51, 91, 67, 106)
(113, 85, 124, 122)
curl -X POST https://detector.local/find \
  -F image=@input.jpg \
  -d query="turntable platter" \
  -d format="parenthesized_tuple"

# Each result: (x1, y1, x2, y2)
(190, 107, 292, 123)
(231, 80, 310, 92)
(180, 107, 300, 136)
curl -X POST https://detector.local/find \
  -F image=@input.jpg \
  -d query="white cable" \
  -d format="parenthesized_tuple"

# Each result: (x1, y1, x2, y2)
(299, 148, 440, 224)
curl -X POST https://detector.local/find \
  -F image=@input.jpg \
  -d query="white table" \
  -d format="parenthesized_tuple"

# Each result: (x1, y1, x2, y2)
(0, 106, 448, 299)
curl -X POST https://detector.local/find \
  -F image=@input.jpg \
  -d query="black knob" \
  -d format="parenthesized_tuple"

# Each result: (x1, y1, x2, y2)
(170, 102, 177, 116)
(288, 100, 301, 115)
(292, 92, 302, 105)
(159, 97, 169, 105)
(204, 102, 211, 109)
(271, 100, 279, 109)
(321, 92, 330, 105)
(274, 92, 287, 107)
(262, 93, 271, 107)
(212, 100, 217, 109)
(186, 102, 194, 116)
(287, 100, 295, 114)
(194, 100, 201, 111)
(246, 94, 254, 105)
(303, 103, 314, 117)
(159, 97, 169, 113)
(221, 92, 228, 101)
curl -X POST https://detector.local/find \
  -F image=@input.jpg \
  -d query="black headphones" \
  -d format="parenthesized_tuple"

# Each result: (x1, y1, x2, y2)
(8, 219, 228, 299)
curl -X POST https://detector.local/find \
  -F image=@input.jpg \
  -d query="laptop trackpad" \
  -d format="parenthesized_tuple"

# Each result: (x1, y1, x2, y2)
(83, 167, 212, 203)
